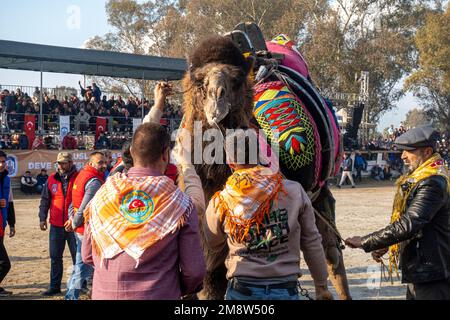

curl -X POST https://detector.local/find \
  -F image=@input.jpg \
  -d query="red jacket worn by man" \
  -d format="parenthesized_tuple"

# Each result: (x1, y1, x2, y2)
(38, 152, 78, 296)
(39, 160, 78, 227)
(65, 152, 106, 300)
(70, 163, 105, 234)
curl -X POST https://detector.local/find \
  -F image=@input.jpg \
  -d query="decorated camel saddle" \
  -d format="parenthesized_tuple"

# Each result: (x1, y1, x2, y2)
(227, 23, 343, 196)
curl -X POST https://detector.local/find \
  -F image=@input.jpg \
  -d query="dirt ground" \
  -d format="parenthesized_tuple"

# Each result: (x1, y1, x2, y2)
(0, 179, 406, 300)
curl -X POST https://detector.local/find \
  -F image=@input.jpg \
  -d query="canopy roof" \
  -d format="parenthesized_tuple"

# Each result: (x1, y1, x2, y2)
(0, 40, 187, 80)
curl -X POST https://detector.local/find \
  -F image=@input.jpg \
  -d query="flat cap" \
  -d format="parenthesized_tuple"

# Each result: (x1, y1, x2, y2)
(56, 152, 73, 163)
(393, 125, 439, 150)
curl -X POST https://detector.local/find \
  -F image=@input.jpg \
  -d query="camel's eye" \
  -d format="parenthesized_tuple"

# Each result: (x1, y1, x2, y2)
(197, 77, 205, 87)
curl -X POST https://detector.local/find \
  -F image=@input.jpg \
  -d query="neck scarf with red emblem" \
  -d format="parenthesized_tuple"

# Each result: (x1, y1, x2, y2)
(84, 173, 193, 266)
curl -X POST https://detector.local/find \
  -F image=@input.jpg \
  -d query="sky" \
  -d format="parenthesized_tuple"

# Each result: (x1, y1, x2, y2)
(0, 0, 419, 131)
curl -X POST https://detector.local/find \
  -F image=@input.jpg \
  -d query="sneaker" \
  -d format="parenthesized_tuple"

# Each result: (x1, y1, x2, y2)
(337, 185, 341, 189)
(352, 186, 356, 188)
(42, 288, 62, 296)
(0, 287, 12, 296)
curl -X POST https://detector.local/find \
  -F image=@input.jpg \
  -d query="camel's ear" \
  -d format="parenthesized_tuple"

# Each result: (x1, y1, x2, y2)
(189, 67, 206, 86)
(243, 55, 255, 75)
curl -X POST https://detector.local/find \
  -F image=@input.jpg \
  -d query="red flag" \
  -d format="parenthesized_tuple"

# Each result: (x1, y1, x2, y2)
(95, 117, 107, 142)
(24, 114, 36, 149)
(160, 118, 168, 126)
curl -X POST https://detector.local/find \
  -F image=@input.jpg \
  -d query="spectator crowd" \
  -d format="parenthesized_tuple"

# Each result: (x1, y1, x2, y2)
(361, 124, 408, 151)
(0, 83, 183, 150)
(20, 169, 48, 195)
(347, 123, 449, 171)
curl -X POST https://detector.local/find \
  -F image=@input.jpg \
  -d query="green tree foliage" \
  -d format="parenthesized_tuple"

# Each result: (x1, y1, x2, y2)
(84, 0, 174, 98)
(404, 7, 450, 131)
(151, 0, 329, 57)
(85, 0, 443, 126)
(301, 0, 439, 124)
(403, 107, 431, 128)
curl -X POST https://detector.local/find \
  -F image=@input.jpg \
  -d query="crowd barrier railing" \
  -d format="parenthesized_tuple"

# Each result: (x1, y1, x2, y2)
(0, 112, 182, 135)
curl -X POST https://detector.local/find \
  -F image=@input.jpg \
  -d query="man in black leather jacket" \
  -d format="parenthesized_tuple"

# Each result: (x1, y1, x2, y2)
(345, 126, 450, 300)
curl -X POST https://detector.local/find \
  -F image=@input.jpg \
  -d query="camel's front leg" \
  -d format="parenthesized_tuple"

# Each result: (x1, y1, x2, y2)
(198, 264, 228, 300)
(326, 246, 352, 300)
(316, 217, 352, 300)
(313, 186, 352, 300)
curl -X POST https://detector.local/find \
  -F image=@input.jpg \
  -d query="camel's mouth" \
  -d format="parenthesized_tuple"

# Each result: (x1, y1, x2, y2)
(205, 99, 230, 126)
(206, 111, 229, 126)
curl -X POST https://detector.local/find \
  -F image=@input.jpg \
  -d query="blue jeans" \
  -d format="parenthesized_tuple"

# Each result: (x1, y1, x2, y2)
(49, 225, 76, 290)
(225, 280, 300, 300)
(65, 233, 93, 300)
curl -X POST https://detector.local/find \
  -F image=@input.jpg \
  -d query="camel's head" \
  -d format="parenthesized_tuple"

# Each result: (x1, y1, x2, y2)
(191, 63, 249, 125)
(186, 36, 254, 127)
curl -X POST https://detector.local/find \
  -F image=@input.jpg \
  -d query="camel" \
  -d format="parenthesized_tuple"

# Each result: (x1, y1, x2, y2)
(176, 35, 352, 300)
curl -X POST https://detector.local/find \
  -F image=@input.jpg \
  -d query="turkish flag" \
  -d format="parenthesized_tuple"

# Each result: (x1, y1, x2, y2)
(24, 114, 36, 149)
(95, 117, 107, 142)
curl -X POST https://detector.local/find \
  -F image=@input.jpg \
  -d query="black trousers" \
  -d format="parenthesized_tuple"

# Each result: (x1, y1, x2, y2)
(0, 236, 11, 284)
(49, 225, 77, 290)
(20, 184, 35, 194)
(406, 279, 450, 300)
(355, 167, 362, 182)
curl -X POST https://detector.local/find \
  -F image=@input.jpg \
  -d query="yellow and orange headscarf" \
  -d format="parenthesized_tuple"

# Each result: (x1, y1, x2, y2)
(211, 166, 286, 243)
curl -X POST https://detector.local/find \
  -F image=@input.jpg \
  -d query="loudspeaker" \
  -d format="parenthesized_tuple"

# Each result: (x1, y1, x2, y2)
(345, 103, 364, 139)
(352, 102, 364, 132)
(344, 103, 364, 149)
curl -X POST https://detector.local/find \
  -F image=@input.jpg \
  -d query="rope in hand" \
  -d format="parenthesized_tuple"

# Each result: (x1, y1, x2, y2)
(376, 255, 401, 299)
(313, 208, 346, 250)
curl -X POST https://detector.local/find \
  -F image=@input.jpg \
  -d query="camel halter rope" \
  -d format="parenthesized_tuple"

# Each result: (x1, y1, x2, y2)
(313, 208, 346, 249)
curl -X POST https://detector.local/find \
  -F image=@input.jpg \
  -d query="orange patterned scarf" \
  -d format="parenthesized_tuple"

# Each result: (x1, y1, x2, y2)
(211, 166, 286, 243)
(84, 173, 193, 266)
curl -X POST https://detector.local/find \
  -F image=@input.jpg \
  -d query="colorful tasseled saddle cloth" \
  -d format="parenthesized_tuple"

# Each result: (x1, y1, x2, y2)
(253, 81, 322, 187)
